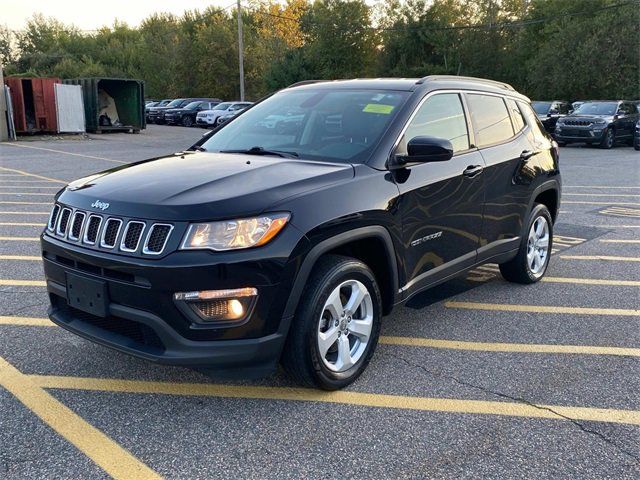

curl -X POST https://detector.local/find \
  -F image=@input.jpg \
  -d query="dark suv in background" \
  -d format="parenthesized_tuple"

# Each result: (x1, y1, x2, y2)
(165, 100, 222, 127)
(532, 100, 572, 135)
(149, 98, 214, 124)
(41, 76, 560, 390)
(555, 100, 639, 148)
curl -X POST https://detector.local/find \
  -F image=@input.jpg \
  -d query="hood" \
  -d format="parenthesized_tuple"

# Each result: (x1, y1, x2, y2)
(164, 108, 188, 114)
(559, 114, 612, 124)
(57, 152, 355, 221)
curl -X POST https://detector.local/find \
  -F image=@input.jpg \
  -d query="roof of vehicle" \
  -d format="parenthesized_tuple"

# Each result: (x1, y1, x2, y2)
(286, 76, 527, 100)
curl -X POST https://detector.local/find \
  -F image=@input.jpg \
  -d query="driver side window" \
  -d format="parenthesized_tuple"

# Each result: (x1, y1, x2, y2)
(396, 93, 470, 155)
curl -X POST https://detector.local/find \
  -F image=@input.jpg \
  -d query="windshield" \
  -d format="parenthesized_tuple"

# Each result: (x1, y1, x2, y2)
(200, 89, 409, 163)
(574, 102, 618, 116)
(214, 103, 232, 111)
(184, 101, 202, 110)
(532, 102, 552, 115)
(166, 99, 184, 108)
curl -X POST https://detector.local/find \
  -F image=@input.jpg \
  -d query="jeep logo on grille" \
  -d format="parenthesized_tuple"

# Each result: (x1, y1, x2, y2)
(91, 200, 110, 211)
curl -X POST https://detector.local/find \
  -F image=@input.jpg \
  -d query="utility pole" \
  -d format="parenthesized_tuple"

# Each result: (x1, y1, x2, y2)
(0, 59, 8, 141)
(236, 0, 245, 101)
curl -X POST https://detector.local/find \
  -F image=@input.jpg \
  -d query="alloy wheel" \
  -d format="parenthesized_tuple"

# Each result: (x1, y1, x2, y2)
(526, 216, 550, 277)
(317, 279, 373, 372)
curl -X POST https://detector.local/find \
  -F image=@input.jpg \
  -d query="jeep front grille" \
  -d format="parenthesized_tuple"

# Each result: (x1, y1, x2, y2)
(69, 211, 86, 240)
(143, 224, 173, 255)
(48, 203, 174, 256)
(100, 218, 123, 248)
(120, 221, 145, 252)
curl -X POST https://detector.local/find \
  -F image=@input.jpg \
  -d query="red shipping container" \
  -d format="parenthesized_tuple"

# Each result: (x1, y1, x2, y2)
(4, 77, 61, 133)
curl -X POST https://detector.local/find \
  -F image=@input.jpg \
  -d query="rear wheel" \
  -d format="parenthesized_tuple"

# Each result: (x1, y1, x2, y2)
(281, 255, 382, 390)
(499, 204, 553, 284)
(600, 128, 615, 149)
(182, 116, 194, 127)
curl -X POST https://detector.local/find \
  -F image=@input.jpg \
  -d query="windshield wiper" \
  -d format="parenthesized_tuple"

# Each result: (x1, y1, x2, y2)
(220, 146, 299, 158)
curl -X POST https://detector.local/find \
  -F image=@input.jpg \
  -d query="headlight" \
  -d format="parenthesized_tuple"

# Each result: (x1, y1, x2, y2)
(180, 213, 290, 251)
(594, 118, 606, 124)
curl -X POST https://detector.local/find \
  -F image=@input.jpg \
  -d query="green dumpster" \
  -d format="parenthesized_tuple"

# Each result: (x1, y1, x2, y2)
(63, 78, 146, 133)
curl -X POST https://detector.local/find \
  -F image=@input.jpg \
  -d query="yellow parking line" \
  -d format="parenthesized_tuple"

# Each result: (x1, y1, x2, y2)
(563, 201, 640, 206)
(0, 236, 40, 241)
(0, 180, 58, 183)
(0, 358, 161, 479)
(0, 255, 41, 261)
(564, 193, 640, 197)
(0, 186, 61, 189)
(0, 201, 51, 205)
(560, 255, 640, 262)
(379, 336, 640, 357)
(1, 144, 125, 164)
(0, 166, 67, 184)
(599, 239, 640, 244)
(0, 222, 46, 226)
(542, 277, 640, 287)
(0, 279, 46, 286)
(445, 301, 640, 316)
(28, 374, 640, 426)
(598, 225, 640, 228)
(0, 316, 53, 327)
(0, 211, 49, 215)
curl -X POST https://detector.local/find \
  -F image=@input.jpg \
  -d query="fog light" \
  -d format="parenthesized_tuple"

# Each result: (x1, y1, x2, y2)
(174, 288, 257, 323)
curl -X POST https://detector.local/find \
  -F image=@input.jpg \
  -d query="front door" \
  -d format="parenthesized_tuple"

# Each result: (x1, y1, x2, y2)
(394, 93, 485, 294)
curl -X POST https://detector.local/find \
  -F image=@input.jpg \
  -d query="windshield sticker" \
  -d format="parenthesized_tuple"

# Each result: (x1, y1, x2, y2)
(363, 104, 395, 114)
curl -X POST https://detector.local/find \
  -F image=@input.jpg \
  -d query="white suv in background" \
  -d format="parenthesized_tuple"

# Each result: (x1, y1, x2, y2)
(196, 102, 253, 127)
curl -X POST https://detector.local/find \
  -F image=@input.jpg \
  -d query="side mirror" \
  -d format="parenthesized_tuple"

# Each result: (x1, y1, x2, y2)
(392, 136, 453, 169)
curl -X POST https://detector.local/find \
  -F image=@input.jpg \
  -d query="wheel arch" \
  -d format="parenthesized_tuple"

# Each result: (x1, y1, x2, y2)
(530, 180, 560, 224)
(283, 226, 400, 320)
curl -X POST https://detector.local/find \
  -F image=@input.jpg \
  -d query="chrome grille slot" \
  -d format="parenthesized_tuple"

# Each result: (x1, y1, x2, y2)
(83, 215, 102, 245)
(120, 221, 145, 252)
(68, 211, 86, 241)
(143, 224, 173, 255)
(56, 208, 72, 236)
(48, 205, 60, 231)
(100, 218, 123, 249)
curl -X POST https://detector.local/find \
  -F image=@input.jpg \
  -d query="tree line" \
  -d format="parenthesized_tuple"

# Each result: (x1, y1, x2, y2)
(1, 0, 638, 102)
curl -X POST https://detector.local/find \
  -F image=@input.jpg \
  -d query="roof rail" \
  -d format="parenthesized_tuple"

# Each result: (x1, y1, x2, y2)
(416, 75, 515, 91)
(287, 80, 327, 88)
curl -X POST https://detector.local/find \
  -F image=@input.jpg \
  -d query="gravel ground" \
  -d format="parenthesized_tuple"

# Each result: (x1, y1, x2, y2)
(1, 125, 639, 478)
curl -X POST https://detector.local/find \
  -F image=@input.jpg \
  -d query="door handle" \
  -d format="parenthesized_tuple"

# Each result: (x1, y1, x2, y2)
(520, 150, 539, 160)
(463, 165, 484, 178)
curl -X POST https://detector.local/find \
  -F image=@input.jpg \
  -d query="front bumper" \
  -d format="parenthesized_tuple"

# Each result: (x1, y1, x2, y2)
(41, 232, 303, 374)
(196, 117, 216, 126)
(555, 126, 606, 143)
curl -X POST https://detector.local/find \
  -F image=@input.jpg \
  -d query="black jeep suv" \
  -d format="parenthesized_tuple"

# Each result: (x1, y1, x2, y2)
(41, 76, 561, 390)
(164, 100, 222, 127)
(554, 100, 639, 148)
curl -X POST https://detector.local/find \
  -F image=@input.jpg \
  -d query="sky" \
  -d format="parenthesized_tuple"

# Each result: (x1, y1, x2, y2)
(1, 0, 238, 30)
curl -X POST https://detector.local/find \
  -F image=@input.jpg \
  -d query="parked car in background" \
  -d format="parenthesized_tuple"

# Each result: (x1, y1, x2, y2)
(165, 100, 222, 127)
(146, 99, 173, 122)
(196, 102, 253, 128)
(42, 76, 561, 389)
(214, 103, 253, 126)
(555, 100, 639, 148)
(149, 98, 212, 124)
(634, 119, 640, 150)
(532, 100, 572, 135)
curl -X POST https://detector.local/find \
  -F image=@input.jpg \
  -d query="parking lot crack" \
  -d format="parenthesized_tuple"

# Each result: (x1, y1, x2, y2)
(381, 351, 640, 464)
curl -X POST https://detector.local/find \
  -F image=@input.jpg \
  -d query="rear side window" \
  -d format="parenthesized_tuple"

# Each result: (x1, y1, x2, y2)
(397, 93, 470, 154)
(467, 94, 514, 147)
(506, 99, 526, 133)
(518, 101, 547, 137)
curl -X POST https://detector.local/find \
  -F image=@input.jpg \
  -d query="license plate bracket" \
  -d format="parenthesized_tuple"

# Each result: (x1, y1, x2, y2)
(66, 272, 109, 317)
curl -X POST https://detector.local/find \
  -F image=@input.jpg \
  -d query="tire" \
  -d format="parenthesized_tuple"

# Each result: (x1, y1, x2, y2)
(281, 254, 382, 390)
(182, 116, 194, 127)
(499, 204, 553, 284)
(600, 128, 615, 149)
(634, 140, 640, 151)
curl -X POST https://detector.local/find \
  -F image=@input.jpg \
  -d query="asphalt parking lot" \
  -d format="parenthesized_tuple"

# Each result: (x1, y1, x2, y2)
(1, 125, 639, 479)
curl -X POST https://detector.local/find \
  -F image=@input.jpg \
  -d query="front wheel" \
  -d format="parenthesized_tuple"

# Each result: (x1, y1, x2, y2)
(281, 255, 382, 390)
(182, 116, 193, 127)
(499, 204, 553, 284)
(600, 128, 615, 149)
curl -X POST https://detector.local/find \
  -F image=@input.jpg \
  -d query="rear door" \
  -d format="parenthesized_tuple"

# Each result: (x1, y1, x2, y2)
(465, 93, 536, 259)
(395, 92, 485, 293)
